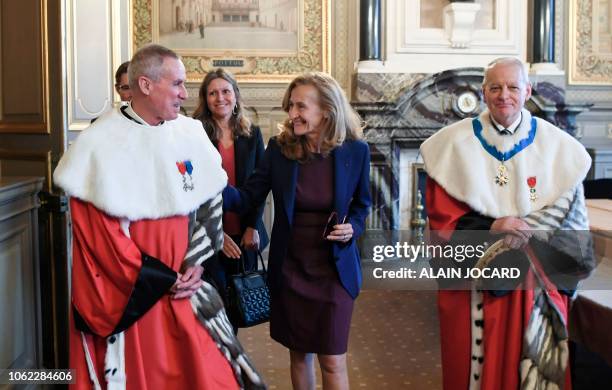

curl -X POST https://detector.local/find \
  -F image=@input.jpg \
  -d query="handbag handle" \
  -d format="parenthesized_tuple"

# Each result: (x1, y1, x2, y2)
(238, 249, 267, 274)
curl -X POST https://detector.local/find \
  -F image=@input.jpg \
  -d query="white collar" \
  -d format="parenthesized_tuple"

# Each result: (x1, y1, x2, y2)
(490, 113, 522, 134)
(124, 101, 166, 126)
(420, 109, 591, 218)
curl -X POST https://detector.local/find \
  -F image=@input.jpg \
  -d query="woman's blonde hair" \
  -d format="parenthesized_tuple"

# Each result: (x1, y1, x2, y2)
(193, 68, 251, 141)
(277, 72, 363, 162)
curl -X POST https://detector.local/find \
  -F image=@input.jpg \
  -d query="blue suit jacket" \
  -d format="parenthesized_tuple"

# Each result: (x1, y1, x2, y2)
(223, 137, 371, 299)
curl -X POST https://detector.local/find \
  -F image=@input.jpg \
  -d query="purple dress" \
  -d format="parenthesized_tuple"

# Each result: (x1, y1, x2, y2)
(269, 154, 354, 355)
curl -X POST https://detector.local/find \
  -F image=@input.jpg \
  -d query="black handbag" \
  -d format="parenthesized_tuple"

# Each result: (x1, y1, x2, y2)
(227, 251, 270, 328)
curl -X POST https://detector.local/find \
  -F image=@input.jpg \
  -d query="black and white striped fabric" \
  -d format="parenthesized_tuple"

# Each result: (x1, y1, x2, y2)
(521, 185, 592, 389)
(191, 283, 266, 389)
(523, 184, 589, 238)
(185, 192, 267, 390)
(470, 184, 592, 390)
(184, 193, 224, 268)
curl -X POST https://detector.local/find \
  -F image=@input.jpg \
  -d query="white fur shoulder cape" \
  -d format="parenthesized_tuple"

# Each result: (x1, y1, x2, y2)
(53, 107, 227, 220)
(420, 109, 591, 218)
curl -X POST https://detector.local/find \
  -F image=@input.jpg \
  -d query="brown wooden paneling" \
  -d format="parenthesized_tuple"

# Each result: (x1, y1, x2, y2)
(0, 149, 52, 191)
(0, 0, 48, 133)
(0, 0, 68, 370)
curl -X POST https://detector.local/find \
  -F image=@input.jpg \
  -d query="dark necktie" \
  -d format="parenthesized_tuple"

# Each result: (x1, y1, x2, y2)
(492, 113, 521, 136)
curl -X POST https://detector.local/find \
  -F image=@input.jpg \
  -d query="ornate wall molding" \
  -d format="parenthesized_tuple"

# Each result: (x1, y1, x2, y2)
(363, 0, 527, 74)
(66, 0, 128, 130)
(561, 0, 611, 138)
(442, 2, 482, 49)
(332, 0, 351, 91)
(568, 0, 612, 85)
(397, 0, 524, 54)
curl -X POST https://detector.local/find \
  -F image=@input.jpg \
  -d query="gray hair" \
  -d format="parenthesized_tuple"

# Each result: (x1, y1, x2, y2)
(482, 57, 530, 86)
(128, 44, 179, 89)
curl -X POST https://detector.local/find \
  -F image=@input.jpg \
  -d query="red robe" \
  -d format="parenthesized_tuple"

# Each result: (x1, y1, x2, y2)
(426, 178, 571, 390)
(68, 198, 238, 390)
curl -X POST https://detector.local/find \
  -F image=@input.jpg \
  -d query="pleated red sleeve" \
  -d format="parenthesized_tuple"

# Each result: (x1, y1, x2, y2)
(426, 176, 473, 390)
(70, 197, 143, 337)
(426, 176, 471, 235)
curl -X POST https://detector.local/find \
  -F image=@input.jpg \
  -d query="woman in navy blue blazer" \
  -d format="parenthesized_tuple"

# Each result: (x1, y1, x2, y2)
(224, 72, 371, 390)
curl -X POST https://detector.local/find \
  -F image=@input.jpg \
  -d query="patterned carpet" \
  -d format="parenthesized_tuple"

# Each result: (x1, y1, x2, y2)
(238, 290, 443, 389)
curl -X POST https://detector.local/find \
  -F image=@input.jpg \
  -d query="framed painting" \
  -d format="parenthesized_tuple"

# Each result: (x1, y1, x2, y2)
(132, 0, 331, 83)
(568, 0, 612, 85)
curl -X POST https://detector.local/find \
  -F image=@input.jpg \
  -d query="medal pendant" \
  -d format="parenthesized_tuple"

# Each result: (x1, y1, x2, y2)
(176, 160, 195, 192)
(527, 176, 537, 202)
(182, 175, 194, 192)
(495, 164, 509, 186)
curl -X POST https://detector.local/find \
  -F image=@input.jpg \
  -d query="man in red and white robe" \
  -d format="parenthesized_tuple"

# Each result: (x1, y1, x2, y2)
(54, 45, 263, 390)
(420, 58, 593, 390)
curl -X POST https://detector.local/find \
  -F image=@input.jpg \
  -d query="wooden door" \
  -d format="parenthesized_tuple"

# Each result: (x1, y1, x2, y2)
(0, 0, 69, 369)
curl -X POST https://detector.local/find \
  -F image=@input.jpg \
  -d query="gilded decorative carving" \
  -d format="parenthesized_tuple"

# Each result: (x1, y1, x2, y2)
(333, 0, 350, 91)
(569, 0, 612, 85)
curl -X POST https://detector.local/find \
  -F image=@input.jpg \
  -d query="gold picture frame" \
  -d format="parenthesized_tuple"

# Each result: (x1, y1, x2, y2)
(568, 0, 612, 85)
(132, 0, 331, 83)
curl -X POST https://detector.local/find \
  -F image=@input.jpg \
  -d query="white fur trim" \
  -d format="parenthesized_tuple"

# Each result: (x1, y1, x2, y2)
(54, 108, 227, 220)
(469, 289, 484, 390)
(104, 332, 126, 390)
(420, 109, 591, 218)
(119, 219, 131, 238)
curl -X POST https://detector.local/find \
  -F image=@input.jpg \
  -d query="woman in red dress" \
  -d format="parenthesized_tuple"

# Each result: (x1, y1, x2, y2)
(193, 69, 269, 330)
